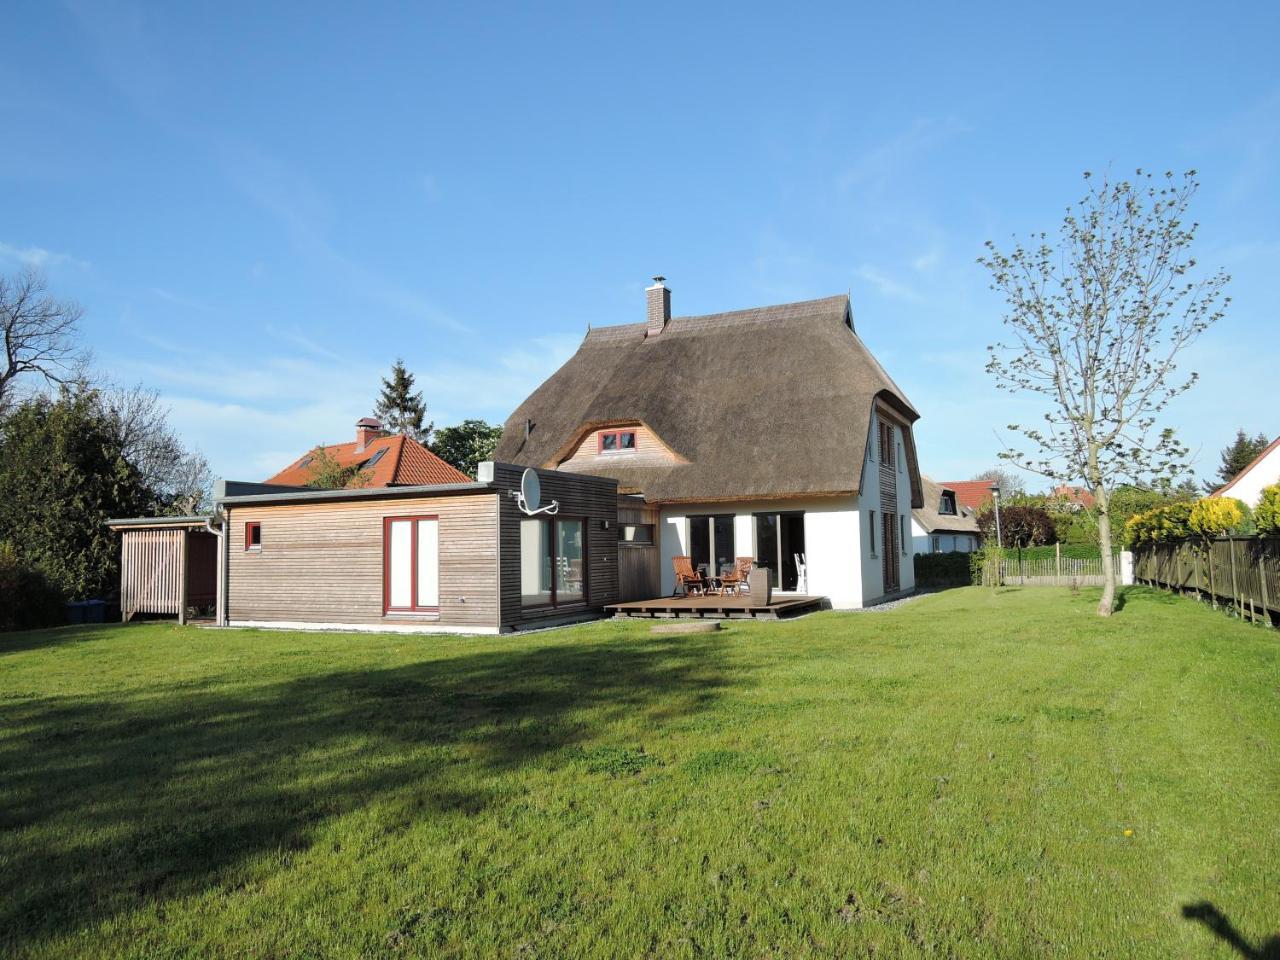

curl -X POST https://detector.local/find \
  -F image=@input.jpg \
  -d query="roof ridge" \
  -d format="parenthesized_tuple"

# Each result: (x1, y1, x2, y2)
(386, 434, 407, 483)
(581, 293, 848, 342)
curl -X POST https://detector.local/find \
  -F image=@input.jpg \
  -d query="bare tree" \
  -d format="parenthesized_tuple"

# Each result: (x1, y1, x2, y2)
(979, 170, 1228, 616)
(0, 269, 88, 409)
(970, 466, 1027, 498)
(100, 384, 214, 514)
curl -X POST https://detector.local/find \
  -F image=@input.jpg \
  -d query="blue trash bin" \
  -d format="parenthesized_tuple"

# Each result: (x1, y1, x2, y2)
(83, 600, 106, 624)
(65, 601, 86, 624)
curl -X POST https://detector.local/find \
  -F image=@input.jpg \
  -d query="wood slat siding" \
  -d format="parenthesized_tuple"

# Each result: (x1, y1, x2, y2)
(227, 493, 500, 630)
(121, 528, 185, 619)
(878, 417, 900, 592)
(617, 496, 660, 601)
(492, 464, 620, 627)
(558, 423, 676, 468)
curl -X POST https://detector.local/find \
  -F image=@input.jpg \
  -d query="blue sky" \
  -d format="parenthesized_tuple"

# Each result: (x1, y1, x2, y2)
(3, 1, 1277, 485)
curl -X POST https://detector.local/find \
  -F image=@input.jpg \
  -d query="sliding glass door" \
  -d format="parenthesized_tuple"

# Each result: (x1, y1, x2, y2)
(689, 515, 736, 578)
(754, 512, 806, 590)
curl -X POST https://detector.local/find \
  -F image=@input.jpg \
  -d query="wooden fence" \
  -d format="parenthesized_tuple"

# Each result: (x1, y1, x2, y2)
(998, 549, 1123, 587)
(1133, 537, 1280, 625)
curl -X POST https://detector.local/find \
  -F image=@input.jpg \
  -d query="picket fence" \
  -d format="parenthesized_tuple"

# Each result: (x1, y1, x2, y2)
(996, 549, 1123, 587)
(1133, 537, 1280, 626)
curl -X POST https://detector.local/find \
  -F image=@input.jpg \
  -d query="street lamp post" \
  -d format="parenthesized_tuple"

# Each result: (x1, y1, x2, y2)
(990, 485, 1003, 549)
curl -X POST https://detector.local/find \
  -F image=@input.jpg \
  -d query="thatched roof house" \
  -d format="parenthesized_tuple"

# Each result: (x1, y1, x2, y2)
(497, 291, 923, 508)
(911, 476, 982, 553)
(496, 279, 925, 608)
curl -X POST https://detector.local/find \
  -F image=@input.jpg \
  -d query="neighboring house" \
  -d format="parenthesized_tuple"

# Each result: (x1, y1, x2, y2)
(941, 480, 997, 514)
(495, 279, 924, 608)
(1049, 484, 1096, 510)
(1213, 436, 1280, 507)
(266, 417, 471, 487)
(911, 477, 981, 554)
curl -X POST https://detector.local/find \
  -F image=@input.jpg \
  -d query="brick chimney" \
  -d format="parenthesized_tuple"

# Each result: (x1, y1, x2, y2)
(355, 417, 383, 452)
(645, 276, 670, 338)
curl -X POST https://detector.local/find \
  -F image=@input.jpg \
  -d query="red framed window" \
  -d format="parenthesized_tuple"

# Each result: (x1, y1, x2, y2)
(383, 515, 440, 614)
(245, 522, 262, 551)
(597, 429, 636, 453)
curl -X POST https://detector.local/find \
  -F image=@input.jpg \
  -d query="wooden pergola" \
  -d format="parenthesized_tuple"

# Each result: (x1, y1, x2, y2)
(108, 517, 219, 624)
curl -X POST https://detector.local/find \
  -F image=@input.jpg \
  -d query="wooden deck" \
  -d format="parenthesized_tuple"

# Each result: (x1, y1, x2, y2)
(605, 594, 825, 621)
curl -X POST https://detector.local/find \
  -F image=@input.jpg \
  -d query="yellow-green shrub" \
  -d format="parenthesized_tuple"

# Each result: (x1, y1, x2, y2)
(1124, 500, 1194, 545)
(1188, 497, 1246, 539)
(1256, 484, 1280, 536)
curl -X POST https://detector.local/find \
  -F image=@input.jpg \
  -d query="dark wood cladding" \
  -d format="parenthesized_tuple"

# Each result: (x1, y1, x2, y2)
(617, 495, 660, 601)
(491, 463, 619, 627)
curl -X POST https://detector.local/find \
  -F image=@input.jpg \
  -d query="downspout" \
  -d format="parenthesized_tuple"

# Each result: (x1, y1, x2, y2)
(204, 511, 228, 627)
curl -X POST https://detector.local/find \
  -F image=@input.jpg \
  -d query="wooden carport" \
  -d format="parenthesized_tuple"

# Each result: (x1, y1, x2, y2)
(107, 517, 219, 624)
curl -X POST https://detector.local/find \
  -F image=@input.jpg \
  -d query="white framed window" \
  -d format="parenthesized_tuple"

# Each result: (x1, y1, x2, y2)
(900, 515, 908, 554)
(869, 509, 878, 556)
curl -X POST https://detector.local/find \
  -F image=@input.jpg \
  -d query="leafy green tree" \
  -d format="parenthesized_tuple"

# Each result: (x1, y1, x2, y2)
(302, 446, 370, 490)
(0, 389, 154, 600)
(1254, 484, 1280, 537)
(1205, 429, 1270, 492)
(431, 419, 503, 479)
(373, 359, 431, 442)
(980, 169, 1228, 616)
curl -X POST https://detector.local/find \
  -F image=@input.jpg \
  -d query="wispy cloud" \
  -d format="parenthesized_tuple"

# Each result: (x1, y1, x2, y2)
(148, 287, 214, 313)
(0, 241, 90, 271)
(854, 264, 923, 303)
(103, 329, 581, 480)
(837, 116, 970, 198)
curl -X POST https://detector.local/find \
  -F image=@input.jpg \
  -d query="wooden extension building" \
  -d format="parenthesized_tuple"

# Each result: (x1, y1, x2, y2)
(110, 463, 620, 635)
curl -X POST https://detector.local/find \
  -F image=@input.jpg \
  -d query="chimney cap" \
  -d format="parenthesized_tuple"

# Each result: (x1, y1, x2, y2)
(649, 275, 666, 286)
(356, 416, 382, 427)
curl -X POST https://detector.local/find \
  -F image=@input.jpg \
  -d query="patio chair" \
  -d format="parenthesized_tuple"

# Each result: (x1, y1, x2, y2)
(794, 552, 808, 594)
(718, 557, 755, 596)
(672, 556, 707, 597)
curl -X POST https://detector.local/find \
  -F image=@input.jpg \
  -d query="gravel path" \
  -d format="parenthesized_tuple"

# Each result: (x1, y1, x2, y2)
(848, 589, 938, 612)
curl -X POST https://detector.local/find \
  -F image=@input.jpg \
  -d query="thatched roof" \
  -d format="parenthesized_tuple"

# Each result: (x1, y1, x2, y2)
(495, 294, 922, 505)
(912, 476, 981, 536)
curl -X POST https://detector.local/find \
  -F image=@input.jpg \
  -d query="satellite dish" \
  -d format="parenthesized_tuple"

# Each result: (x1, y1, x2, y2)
(521, 469, 541, 511)
(516, 468, 559, 516)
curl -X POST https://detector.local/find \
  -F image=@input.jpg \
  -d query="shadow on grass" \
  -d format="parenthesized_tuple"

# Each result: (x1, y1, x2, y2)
(0, 632, 739, 952)
(1183, 902, 1280, 958)
(0, 622, 122, 656)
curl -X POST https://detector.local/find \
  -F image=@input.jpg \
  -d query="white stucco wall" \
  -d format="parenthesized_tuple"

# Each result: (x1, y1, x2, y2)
(857, 411, 916, 602)
(910, 518, 979, 555)
(659, 495, 866, 608)
(1217, 442, 1280, 507)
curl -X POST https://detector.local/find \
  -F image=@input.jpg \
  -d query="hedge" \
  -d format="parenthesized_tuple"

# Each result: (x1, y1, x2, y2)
(913, 551, 974, 587)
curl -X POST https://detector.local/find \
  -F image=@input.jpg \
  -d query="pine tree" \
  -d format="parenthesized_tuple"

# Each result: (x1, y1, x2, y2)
(1206, 428, 1270, 491)
(373, 359, 431, 442)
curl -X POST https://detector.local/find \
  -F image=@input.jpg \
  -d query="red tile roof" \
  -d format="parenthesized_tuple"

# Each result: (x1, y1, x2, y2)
(265, 434, 472, 488)
(1051, 484, 1096, 508)
(940, 480, 997, 512)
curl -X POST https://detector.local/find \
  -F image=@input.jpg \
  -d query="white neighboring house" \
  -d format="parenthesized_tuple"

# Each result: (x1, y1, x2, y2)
(495, 281, 923, 609)
(1212, 436, 1280, 507)
(911, 477, 981, 554)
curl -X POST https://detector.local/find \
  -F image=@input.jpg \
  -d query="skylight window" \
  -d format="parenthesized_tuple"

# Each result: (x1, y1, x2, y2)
(366, 448, 388, 468)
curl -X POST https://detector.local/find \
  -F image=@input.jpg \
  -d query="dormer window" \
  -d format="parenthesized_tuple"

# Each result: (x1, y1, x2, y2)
(939, 491, 957, 516)
(598, 429, 636, 454)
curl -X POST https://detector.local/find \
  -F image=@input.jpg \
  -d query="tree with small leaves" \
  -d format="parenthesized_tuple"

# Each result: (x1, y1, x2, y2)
(373, 359, 431, 442)
(970, 466, 1027, 498)
(1205, 428, 1270, 492)
(431, 419, 503, 479)
(979, 169, 1229, 616)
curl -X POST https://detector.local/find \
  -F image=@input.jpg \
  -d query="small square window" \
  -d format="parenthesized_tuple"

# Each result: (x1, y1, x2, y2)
(598, 429, 637, 454)
(245, 522, 262, 551)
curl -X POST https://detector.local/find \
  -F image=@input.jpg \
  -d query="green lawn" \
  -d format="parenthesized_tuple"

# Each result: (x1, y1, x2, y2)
(1, 588, 1277, 959)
